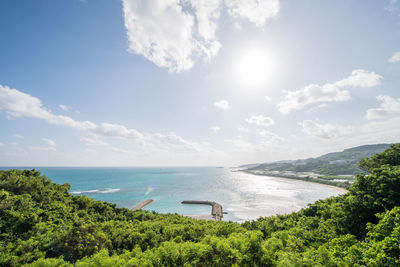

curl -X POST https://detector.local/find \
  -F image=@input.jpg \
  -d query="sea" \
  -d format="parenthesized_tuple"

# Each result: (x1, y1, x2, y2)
(1, 167, 346, 222)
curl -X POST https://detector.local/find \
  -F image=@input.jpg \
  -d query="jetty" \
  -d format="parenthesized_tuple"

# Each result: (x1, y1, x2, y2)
(131, 199, 154, 211)
(181, 200, 224, 221)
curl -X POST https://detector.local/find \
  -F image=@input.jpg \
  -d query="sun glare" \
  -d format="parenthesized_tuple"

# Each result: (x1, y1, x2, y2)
(235, 48, 276, 89)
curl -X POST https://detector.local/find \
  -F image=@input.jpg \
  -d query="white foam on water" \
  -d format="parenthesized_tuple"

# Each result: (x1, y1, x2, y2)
(70, 188, 120, 194)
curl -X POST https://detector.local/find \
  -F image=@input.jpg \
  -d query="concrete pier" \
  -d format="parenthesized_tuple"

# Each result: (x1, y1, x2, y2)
(132, 199, 154, 211)
(181, 200, 224, 221)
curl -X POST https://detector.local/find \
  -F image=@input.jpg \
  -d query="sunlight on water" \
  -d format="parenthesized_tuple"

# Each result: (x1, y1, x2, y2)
(30, 167, 346, 222)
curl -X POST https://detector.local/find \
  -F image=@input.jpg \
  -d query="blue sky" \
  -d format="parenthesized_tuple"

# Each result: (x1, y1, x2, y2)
(0, 0, 399, 166)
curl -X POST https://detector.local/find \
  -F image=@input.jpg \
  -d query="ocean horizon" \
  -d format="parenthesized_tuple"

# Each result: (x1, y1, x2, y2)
(1, 166, 346, 222)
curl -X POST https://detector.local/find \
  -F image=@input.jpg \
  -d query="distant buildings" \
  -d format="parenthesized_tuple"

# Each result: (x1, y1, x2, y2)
(329, 160, 348, 165)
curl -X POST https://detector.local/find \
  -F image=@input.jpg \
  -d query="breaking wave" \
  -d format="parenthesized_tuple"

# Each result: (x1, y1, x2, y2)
(70, 188, 120, 194)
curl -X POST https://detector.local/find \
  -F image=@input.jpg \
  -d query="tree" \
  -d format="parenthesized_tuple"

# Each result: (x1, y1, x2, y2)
(359, 143, 400, 172)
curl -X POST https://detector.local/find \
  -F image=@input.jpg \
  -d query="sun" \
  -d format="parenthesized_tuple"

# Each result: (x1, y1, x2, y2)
(234, 48, 276, 89)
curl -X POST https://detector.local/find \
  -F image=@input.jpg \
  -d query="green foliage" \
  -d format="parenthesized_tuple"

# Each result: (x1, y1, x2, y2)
(360, 207, 400, 266)
(359, 143, 400, 172)
(339, 148, 400, 237)
(1, 143, 400, 266)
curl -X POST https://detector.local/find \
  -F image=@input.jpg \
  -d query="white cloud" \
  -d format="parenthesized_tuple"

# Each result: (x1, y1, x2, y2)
(80, 136, 131, 154)
(335, 69, 383, 88)
(28, 138, 57, 152)
(258, 129, 284, 143)
(225, 0, 280, 27)
(59, 104, 69, 111)
(122, 0, 280, 72)
(191, 0, 221, 40)
(306, 103, 328, 113)
(211, 126, 221, 132)
(322, 116, 400, 149)
(0, 85, 96, 131)
(42, 138, 56, 147)
(28, 146, 56, 152)
(14, 134, 24, 139)
(300, 120, 354, 140)
(238, 125, 249, 132)
(214, 99, 230, 110)
(80, 136, 108, 146)
(278, 84, 349, 114)
(366, 95, 400, 120)
(122, 0, 221, 73)
(359, 116, 400, 144)
(0, 84, 204, 152)
(148, 132, 205, 152)
(278, 69, 382, 114)
(385, 0, 398, 12)
(94, 122, 144, 140)
(108, 146, 131, 154)
(389, 51, 400, 63)
(225, 130, 284, 153)
(0, 85, 54, 119)
(264, 96, 272, 101)
(233, 21, 242, 30)
(246, 115, 274, 127)
(0, 142, 4, 147)
(225, 138, 256, 151)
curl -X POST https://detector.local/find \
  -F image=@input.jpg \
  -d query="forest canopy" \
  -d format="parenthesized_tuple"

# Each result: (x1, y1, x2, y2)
(1, 143, 400, 266)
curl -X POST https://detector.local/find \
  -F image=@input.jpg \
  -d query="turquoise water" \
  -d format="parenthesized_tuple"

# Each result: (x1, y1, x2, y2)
(1, 167, 346, 222)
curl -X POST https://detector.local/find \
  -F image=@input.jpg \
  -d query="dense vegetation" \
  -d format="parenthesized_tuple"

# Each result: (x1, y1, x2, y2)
(248, 143, 391, 176)
(1, 143, 399, 266)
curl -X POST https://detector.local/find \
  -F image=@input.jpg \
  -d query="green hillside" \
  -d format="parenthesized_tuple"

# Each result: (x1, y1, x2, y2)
(249, 144, 391, 175)
(244, 144, 392, 187)
(1, 143, 400, 266)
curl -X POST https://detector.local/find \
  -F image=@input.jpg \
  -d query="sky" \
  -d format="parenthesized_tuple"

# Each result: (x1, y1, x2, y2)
(0, 0, 400, 167)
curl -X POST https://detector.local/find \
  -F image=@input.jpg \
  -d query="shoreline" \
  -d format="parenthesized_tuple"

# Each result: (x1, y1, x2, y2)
(241, 170, 349, 194)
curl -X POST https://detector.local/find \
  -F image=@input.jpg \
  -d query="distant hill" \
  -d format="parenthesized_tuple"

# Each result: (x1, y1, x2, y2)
(246, 144, 392, 176)
(237, 163, 262, 169)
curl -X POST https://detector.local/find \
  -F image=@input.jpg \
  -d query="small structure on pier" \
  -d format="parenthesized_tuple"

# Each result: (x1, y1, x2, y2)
(181, 200, 224, 221)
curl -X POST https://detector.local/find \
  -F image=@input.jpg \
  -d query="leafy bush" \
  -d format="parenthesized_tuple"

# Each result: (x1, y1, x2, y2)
(1, 143, 399, 266)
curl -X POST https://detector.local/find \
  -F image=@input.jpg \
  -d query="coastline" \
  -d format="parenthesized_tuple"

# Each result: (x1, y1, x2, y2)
(241, 170, 349, 194)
